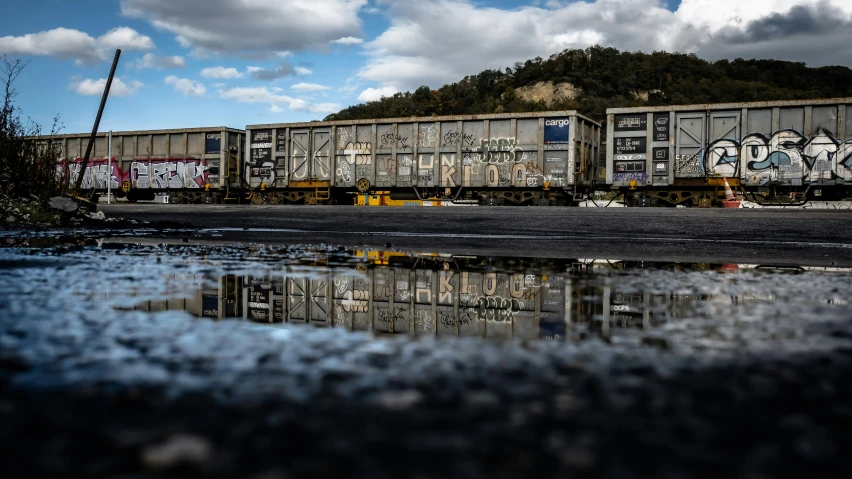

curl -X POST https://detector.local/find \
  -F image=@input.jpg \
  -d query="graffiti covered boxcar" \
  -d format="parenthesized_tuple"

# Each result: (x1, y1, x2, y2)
(606, 98, 852, 205)
(50, 127, 244, 203)
(245, 112, 600, 205)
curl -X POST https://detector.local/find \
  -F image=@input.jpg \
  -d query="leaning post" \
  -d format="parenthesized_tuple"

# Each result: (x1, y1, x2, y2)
(74, 49, 121, 194)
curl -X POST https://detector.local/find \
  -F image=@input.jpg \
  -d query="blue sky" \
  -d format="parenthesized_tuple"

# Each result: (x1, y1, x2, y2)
(1, 0, 849, 133)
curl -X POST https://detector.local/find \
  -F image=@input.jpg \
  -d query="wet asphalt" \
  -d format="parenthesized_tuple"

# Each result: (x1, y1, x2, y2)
(2, 206, 852, 477)
(98, 204, 852, 266)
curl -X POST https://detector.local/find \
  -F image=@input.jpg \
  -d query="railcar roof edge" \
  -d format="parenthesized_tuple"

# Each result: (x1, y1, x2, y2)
(30, 126, 245, 140)
(606, 97, 852, 115)
(246, 111, 599, 129)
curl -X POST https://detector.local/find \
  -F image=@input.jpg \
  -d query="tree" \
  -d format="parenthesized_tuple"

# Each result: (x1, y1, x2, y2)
(321, 46, 852, 123)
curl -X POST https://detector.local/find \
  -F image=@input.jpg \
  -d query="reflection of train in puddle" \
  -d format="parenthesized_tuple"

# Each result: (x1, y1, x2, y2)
(126, 252, 850, 341)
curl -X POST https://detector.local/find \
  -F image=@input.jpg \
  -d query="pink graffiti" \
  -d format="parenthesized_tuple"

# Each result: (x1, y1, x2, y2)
(59, 157, 125, 190)
(58, 157, 209, 190)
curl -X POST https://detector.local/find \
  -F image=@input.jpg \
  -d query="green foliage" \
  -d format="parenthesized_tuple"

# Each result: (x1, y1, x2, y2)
(324, 46, 852, 122)
(0, 56, 65, 208)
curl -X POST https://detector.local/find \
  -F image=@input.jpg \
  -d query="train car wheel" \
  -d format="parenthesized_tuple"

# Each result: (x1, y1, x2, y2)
(537, 197, 549, 207)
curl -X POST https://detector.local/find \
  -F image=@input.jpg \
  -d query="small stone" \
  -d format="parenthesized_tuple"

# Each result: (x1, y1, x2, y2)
(49, 196, 79, 213)
(559, 446, 596, 469)
(142, 434, 212, 469)
(376, 389, 423, 410)
(464, 391, 501, 408)
(641, 335, 670, 350)
(5, 216, 15, 224)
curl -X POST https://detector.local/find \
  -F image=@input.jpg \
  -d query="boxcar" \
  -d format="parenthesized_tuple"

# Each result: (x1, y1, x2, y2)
(606, 98, 852, 205)
(48, 127, 244, 203)
(245, 112, 600, 206)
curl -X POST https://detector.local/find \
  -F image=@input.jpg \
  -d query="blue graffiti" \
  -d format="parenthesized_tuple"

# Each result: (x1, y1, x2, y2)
(614, 172, 648, 182)
(750, 151, 792, 171)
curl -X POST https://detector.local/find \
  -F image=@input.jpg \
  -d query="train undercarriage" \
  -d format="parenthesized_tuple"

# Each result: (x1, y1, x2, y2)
(620, 184, 850, 207)
(94, 178, 851, 208)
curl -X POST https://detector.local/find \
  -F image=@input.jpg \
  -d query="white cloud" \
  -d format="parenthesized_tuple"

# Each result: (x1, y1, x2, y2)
(69, 77, 143, 96)
(355, 0, 852, 95)
(164, 76, 206, 96)
(357, 86, 399, 102)
(132, 52, 186, 69)
(291, 82, 331, 92)
(200, 66, 244, 79)
(331, 36, 364, 45)
(0, 26, 154, 65)
(98, 26, 155, 50)
(121, 0, 368, 56)
(218, 86, 341, 113)
(295, 66, 313, 75)
(269, 105, 283, 113)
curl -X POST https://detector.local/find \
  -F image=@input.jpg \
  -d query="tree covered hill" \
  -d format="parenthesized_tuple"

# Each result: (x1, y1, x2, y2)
(324, 46, 852, 123)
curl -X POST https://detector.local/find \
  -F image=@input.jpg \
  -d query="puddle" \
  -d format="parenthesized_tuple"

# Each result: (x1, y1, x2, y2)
(2, 243, 850, 355)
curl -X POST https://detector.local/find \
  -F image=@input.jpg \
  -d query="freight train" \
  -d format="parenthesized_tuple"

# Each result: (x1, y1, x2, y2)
(43, 97, 852, 206)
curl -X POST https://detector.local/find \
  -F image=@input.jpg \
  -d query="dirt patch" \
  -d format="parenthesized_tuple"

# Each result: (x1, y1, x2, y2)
(511, 81, 579, 105)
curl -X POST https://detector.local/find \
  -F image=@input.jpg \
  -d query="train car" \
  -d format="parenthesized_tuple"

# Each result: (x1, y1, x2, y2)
(245, 112, 600, 206)
(47, 127, 244, 203)
(606, 98, 852, 206)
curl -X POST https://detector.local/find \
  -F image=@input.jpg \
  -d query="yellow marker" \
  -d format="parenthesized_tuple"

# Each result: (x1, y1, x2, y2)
(629, 179, 637, 190)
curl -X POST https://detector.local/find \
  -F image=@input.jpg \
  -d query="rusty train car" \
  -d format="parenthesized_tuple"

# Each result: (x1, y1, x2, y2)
(244, 112, 600, 205)
(49, 127, 244, 203)
(606, 97, 852, 206)
(41, 97, 852, 206)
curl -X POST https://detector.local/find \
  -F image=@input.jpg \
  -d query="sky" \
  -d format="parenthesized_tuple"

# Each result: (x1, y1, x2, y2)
(1, 0, 851, 133)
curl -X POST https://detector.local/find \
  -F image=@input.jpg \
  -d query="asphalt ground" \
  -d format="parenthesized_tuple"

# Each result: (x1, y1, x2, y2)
(98, 204, 852, 266)
(3, 206, 852, 478)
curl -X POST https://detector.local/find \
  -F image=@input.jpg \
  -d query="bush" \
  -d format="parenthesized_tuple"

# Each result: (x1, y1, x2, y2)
(0, 56, 65, 213)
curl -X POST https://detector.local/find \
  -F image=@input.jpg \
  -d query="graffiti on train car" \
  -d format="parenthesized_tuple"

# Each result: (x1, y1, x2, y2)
(61, 157, 210, 189)
(480, 138, 520, 163)
(691, 128, 852, 182)
(613, 172, 648, 183)
(442, 131, 476, 148)
(379, 130, 410, 149)
(674, 153, 702, 176)
(62, 158, 122, 190)
(131, 158, 210, 188)
(418, 125, 439, 148)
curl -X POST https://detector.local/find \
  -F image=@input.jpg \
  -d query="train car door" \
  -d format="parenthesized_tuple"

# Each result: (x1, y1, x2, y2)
(312, 130, 331, 182)
(290, 129, 331, 182)
(674, 113, 705, 178)
(706, 111, 741, 177)
(290, 130, 311, 182)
